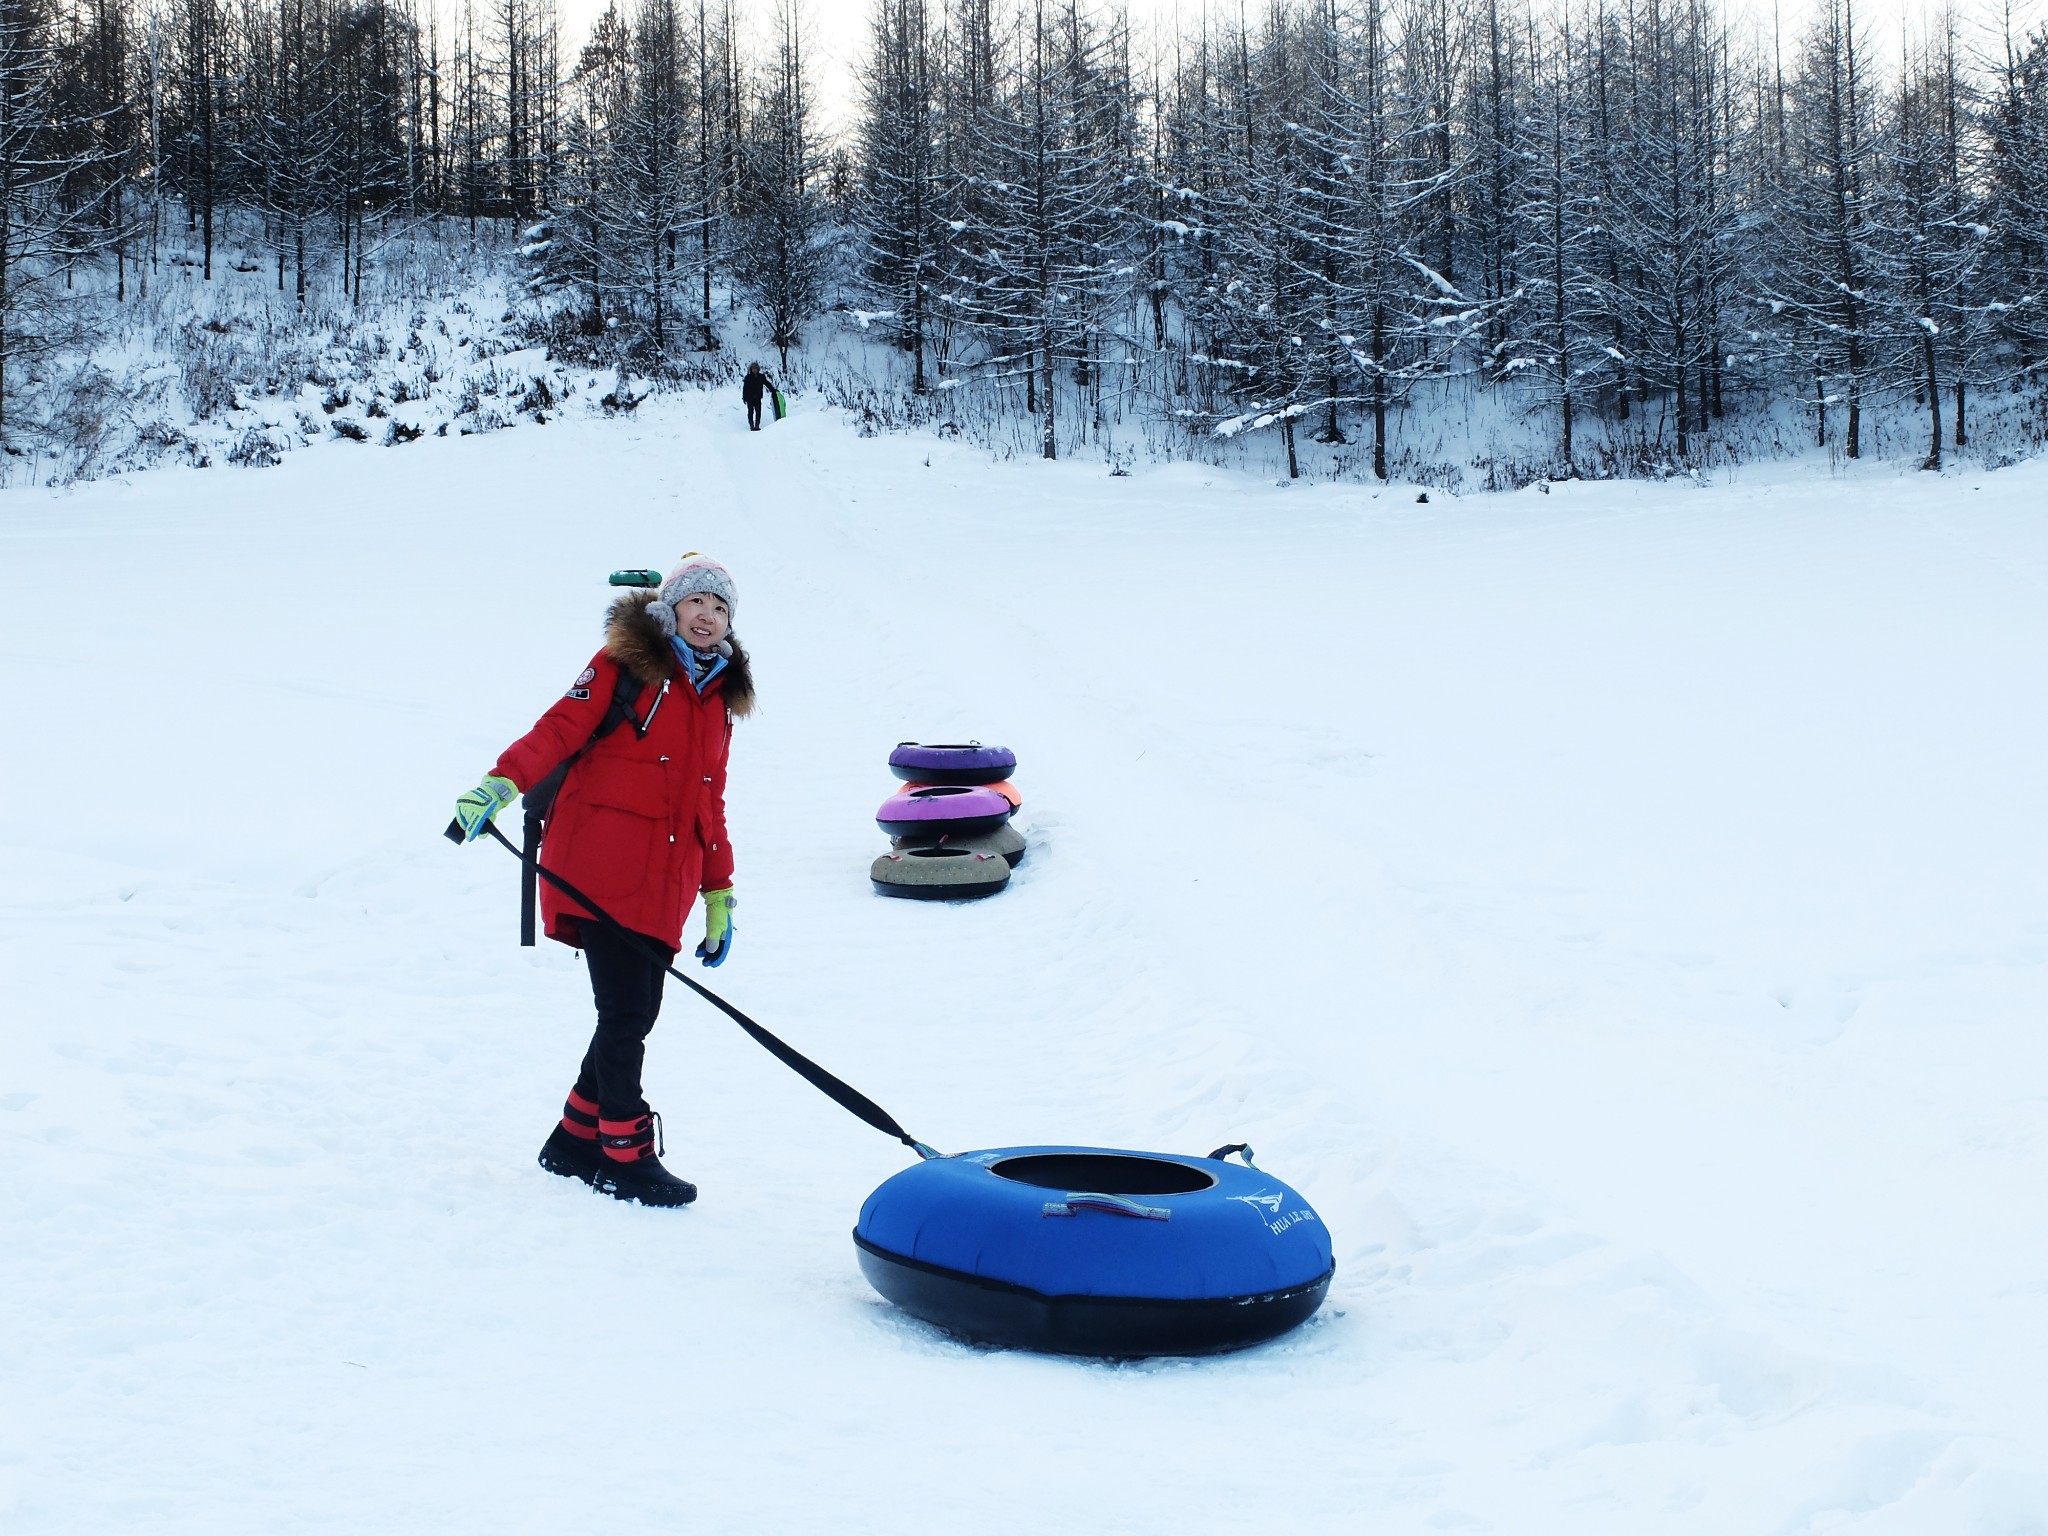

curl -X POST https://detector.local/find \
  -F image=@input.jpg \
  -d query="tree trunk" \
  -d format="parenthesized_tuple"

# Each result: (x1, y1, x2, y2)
(1372, 308, 1388, 480)
(1040, 333, 1056, 459)
(1373, 374, 1388, 482)
(1674, 322, 1690, 458)
(1845, 334, 1862, 459)
(1921, 327, 1941, 471)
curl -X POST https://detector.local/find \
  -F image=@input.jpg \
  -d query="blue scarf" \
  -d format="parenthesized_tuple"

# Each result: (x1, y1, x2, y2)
(670, 636, 729, 694)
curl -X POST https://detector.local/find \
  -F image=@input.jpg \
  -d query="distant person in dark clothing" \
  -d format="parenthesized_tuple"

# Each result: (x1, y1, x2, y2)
(742, 363, 771, 431)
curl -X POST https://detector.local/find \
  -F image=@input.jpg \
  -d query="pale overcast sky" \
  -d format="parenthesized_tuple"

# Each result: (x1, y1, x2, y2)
(547, 0, 2034, 139)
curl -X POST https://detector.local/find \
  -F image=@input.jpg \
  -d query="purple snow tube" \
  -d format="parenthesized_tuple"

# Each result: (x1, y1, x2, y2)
(876, 785, 1014, 839)
(888, 742, 1018, 786)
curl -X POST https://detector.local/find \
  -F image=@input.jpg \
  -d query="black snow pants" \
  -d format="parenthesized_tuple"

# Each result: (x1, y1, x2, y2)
(575, 921, 677, 1120)
(746, 399, 763, 431)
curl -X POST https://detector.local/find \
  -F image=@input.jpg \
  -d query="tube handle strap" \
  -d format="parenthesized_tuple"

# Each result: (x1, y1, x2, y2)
(1043, 1193, 1172, 1221)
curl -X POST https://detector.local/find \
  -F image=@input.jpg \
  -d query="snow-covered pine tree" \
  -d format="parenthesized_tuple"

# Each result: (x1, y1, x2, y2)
(615, 0, 699, 352)
(327, 0, 420, 304)
(1461, 0, 1525, 378)
(1869, 15, 1984, 469)
(1981, 9, 2048, 380)
(526, 0, 630, 336)
(928, 0, 1001, 382)
(1506, 3, 1607, 472)
(1285, 0, 1488, 478)
(733, 0, 825, 371)
(235, 0, 342, 303)
(0, 0, 133, 429)
(685, 0, 733, 346)
(71, 0, 142, 301)
(1178, 2, 1327, 476)
(1288, 0, 1362, 451)
(1396, 0, 1465, 297)
(1152, 15, 1231, 426)
(1057, 0, 1140, 439)
(1767, 0, 1882, 458)
(491, 0, 558, 219)
(855, 0, 942, 390)
(1601, 0, 1742, 459)
(950, 0, 1134, 459)
(531, 0, 703, 357)
(164, 0, 227, 279)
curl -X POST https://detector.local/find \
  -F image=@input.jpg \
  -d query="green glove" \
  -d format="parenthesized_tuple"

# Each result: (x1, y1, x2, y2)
(696, 887, 735, 967)
(454, 774, 520, 842)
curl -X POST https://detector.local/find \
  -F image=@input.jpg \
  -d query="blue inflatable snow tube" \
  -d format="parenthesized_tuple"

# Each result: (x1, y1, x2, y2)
(855, 1145, 1333, 1356)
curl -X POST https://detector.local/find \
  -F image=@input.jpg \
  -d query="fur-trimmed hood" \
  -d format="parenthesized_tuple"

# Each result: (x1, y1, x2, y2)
(604, 590, 755, 718)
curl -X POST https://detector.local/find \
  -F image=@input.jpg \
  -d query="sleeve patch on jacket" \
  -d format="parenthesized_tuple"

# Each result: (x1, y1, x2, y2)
(565, 686, 592, 700)
(574, 665, 597, 687)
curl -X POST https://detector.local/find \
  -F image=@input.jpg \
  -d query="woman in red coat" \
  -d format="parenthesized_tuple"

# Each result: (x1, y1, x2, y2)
(453, 554, 753, 1207)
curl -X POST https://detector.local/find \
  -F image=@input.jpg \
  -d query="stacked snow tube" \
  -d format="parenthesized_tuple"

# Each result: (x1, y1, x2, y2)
(888, 742, 1017, 786)
(869, 845, 1012, 899)
(876, 785, 1012, 839)
(891, 823, 1025, 865)
(855, 1146, 1333, 1356)
(872, 742, 1027, 899)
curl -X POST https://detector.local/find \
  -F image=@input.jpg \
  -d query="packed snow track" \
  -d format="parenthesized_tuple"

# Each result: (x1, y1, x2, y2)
(4, 397, 2046, 1534)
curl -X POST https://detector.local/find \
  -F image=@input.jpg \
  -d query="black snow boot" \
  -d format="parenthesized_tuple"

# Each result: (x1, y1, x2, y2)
(592, 1110, 697, 1207)
(537, 1087, 606, 1184)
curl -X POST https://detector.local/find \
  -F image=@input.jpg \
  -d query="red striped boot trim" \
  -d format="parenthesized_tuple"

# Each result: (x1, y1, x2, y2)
(561, 1088, 601, 1141)
(598, 1114, 656, 1163)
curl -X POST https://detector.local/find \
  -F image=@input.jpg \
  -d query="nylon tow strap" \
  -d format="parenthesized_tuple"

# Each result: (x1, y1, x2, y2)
(475, 820, 940, 1161)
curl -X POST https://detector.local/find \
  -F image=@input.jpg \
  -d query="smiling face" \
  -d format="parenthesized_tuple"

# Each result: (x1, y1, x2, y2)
(677, 590, 730, 649)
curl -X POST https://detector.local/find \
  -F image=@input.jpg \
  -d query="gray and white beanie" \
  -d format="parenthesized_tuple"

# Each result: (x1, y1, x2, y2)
(648, 552, 737, 652)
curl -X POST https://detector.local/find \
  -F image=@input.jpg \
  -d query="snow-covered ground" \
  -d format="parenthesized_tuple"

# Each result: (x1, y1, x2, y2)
(4, 396, 2045, 1534)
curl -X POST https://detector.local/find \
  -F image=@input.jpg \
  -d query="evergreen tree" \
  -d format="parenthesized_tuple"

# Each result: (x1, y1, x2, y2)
(1982, 8, 2048, 375)
(855, 0, 941, 390)
(734, 0, 824, 370)
(1768, 0, 1881, 457)
(0, 0, 133, 429)
(1507, 4, 1606, 471)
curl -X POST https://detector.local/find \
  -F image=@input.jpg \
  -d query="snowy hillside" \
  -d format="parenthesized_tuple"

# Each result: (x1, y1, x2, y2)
(3, 400, 2045, 1533)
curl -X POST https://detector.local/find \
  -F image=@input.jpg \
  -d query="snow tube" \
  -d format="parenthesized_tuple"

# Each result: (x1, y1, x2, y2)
(902, 778, 1020, 813)
(888, 742, 1017, 786)
(871, 846, 1011, 900)
(893, 822, 1026, 867)
(856, 1146, 1333, 1356)
(876, 785, 1011, 838)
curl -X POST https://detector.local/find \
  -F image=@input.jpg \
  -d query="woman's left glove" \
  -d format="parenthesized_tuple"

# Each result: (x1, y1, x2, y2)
(696, 887, 736, 967)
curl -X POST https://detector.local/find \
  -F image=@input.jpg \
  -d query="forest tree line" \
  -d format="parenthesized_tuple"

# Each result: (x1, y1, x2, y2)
(5, 0, 2048, 474)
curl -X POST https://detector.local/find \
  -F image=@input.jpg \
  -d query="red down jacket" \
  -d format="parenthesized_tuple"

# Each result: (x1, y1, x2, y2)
(492, 591, 754, 952)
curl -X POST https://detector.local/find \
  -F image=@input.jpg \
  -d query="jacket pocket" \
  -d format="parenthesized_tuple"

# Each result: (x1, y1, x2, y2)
(556, 757, 670, 907)
(576, 755, 667, 817)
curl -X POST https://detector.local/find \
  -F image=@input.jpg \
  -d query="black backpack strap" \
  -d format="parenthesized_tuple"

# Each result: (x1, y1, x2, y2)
(520, 806, 543, 946)
(516, 668, 650, 946)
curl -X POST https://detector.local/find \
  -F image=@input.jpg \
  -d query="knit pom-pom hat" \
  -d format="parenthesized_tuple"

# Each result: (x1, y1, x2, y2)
(648, 552, 737, 651)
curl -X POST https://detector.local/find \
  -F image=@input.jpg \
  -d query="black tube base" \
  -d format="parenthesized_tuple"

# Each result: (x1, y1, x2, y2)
(877, 812, 1011, 839)
(870, 876, 1009, 900)
(889, 766, 1013, 785)
(855, 1235, 1331, 1357)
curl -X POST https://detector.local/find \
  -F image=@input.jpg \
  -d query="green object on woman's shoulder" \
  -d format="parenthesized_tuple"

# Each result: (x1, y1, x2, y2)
(609, 569, 663, 588)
